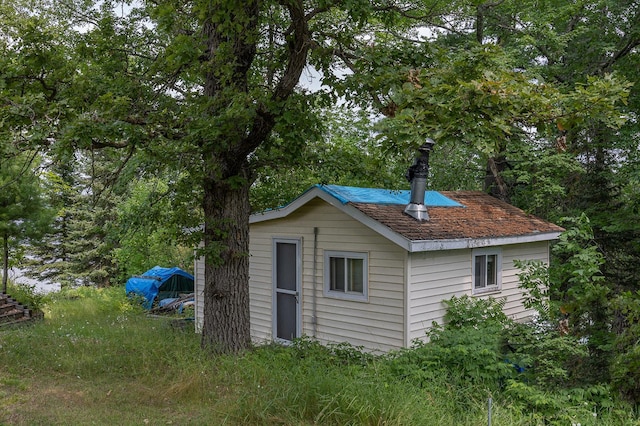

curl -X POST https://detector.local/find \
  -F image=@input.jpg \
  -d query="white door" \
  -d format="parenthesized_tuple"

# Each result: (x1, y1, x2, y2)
(273, 239, 301, 342)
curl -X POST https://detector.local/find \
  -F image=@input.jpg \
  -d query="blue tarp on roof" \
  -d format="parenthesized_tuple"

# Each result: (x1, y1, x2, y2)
(125, 266, 194, 309)
(317, 184, 464, 207)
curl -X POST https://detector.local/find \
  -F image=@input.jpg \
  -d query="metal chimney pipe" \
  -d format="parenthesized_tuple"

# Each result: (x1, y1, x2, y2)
(404, 138, 435, 221)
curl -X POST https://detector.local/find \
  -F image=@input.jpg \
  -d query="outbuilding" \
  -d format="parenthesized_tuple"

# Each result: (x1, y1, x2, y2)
(194, 179, 563, 353)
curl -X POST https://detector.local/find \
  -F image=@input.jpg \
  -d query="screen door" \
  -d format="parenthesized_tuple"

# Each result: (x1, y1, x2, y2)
(273, 239, 301, 341)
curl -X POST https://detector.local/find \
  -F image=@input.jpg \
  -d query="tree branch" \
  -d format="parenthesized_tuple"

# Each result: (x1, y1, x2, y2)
(90, 139, 130, 149)
(273, 0, 310, 101)
(599, 37, 640, 73)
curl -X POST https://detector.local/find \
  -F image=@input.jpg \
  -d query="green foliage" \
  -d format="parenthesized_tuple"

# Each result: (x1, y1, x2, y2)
(0, 152, 52, 242)
(610, 291, 640, 403)
(550, 214, 614, 382)
(505, 380, 613, 425)
(251, 107, 410, 211)
(5, 280, 50, 313)
(378, 44, 561, 154)
(0, 151, 54, 291)
(610, 342, 640, 405)
(441, 294, 511, 329)
(515, 256, 598, 392)
(561, 73, 632, 130)
(507, 147, 584, 221)
(112, 176, 194, 282)
(516, 218, 640, 403)
(506, 321, 588, 389)
(553, 215, 606, 287)
(385, 294, 634, 423)
(514, 258, 555, 321)
(389, 296, 515, 394)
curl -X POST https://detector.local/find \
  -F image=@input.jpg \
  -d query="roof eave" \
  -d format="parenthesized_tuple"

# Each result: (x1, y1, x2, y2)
(250, 186, 330, 224)
(408, 231, 563, 252)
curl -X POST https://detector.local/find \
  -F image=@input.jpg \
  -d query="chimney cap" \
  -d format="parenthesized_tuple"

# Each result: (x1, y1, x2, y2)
(419, 138, 435, 153)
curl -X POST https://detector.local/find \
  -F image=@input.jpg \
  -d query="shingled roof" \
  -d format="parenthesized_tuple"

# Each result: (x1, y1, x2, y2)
(351, 191, 564, 241)
(251, 185, 564, 252)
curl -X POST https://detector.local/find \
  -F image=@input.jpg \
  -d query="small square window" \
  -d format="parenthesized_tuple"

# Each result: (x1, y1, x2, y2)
(473, 249, 501, 294)
(324, 251, 368, 302)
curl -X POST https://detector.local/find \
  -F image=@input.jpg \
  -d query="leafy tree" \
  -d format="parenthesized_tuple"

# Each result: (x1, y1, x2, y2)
(328, 1, 638, 390)
(1, 0, 77, 288)
(334, 15, 631, 200)
(112, 175, 195, 283)
(516, 214, 614, 383)
(63, 177, 118, 288)
(552, 215, 613, 382)
(454, 1, 640, 291)
(251, 107, 410, 211)
(610, 290, 640, 403)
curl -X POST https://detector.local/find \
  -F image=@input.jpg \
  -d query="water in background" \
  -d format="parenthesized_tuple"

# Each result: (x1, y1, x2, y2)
(8, 268, 60, 294)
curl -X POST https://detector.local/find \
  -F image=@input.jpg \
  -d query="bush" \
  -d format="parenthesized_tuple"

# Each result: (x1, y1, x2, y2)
(610, 291, 640, 403)
(505, 321, 588, 389)
(505, 380, 613, 425)
(388, 296, 516, 394)
(442, 294, 512, 329)
(386, 294, 632, 423)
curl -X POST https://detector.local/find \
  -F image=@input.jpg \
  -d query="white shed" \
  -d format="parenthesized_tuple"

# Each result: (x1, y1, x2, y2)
(194, 184, 563, 353)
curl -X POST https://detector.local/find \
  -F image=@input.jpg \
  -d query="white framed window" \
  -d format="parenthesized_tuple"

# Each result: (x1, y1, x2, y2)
(472, 248, 502, 294)
(324, 251, 368, 302)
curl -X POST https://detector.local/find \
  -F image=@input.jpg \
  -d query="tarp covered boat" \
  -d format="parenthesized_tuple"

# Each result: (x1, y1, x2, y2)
(125, 266, 194, 309)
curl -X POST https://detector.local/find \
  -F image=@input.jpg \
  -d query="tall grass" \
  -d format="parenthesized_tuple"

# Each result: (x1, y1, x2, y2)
(1, 287, 638, 425)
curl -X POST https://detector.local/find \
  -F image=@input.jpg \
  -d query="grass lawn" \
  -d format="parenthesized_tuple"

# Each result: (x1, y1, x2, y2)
(1, 286, 637, 425)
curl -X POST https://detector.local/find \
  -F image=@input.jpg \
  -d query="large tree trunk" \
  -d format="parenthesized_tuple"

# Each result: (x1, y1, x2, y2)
(200, 174, 252, 353)
(197, 0, 309, 353)
(2, 233, 8, 293)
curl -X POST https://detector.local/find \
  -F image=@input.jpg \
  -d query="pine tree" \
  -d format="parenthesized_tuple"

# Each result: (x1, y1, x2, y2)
(0, 152, 52, 292)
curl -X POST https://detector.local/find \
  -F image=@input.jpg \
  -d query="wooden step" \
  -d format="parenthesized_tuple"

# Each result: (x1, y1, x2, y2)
(0, 311, 26, 320)
(0, 316, 34, 328)
(0, 292, 40, 327)
(0, 303, 17, 314)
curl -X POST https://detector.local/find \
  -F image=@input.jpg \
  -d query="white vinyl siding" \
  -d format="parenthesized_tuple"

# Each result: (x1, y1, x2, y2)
(247, 232, 274, 343)
(499, 242, 550, 320)
(249, 198, 406, 353)
(407, 249, 470, 343)
(407, 241, 550, 344)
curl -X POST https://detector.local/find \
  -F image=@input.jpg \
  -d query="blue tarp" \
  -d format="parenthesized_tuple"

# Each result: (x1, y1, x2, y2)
(317, 184, 464, 207)
(125, 266, 194, 309)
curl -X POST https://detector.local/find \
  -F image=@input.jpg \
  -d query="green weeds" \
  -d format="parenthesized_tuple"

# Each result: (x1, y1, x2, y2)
(5, 281, 50, 312)
(0, 288, 638, 425)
